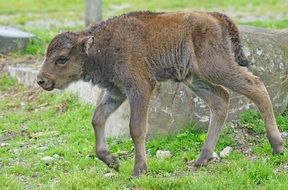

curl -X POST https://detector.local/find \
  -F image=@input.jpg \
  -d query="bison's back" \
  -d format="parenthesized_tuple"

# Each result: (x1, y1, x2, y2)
(128, 12, 224, 82)
(90, 11, 227, 82)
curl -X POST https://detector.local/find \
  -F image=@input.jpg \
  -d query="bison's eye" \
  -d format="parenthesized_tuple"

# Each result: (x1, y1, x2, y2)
(56, 58, 68, 65)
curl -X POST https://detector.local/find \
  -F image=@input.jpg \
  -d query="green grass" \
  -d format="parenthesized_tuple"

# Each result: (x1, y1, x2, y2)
(0, 0, 287, 55)
(239, 109, 288, 134)
(240, 19, 288, 29)
(0, 74, 17, 91)
(1, 75, 287, 189)
(23, 26, 81, 55)
(0, 0, 287, 15)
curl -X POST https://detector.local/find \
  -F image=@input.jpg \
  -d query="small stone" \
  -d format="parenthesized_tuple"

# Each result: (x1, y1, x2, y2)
(243, 46, 251, 57)
(103, 172, 115, 178)
(42, 156, 55, 164)
(53, 154, 60, 158)
(220, 146, 233, 158)
(156, 150, 172, 159)
(212, 152, 220, 160)
(0, 142, 9, 147)
(281, 132, 288, 138)
(256, 48, 263, 55)
(279, 62, 284, 70)
(283, 163, 288, 170)
(208, 152, 220, 163)
(85, 154, 95, 159)
(11, 149, 20, 154)
(38, 146, 48, 151)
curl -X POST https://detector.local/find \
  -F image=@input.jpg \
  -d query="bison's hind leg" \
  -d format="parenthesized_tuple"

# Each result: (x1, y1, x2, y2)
(184, 75, 230, 166)
(198, 57, 284, 154)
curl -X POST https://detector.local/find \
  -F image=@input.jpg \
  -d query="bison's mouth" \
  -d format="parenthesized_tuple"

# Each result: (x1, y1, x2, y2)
(42, 83, 55, 91)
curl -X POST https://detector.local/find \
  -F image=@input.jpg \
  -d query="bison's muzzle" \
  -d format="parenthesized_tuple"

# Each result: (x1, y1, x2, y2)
(37, 74, 55, 91)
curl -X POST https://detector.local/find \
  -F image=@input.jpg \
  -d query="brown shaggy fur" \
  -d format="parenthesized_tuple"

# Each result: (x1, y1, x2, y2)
(37, 11, 283, 177)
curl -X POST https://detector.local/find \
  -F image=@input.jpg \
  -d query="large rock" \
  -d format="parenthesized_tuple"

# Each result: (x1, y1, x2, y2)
(231, 26, 288, 116)
(105, 26, 288, 137)
(4, 26, 288, 137)
(0, 27, 34, 54)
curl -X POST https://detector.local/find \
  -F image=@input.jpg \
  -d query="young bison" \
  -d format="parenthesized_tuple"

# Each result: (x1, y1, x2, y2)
(37, 11, 284, 176)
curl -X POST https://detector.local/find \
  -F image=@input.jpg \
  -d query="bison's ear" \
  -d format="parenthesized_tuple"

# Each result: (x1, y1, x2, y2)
(78, 36, 94, 55)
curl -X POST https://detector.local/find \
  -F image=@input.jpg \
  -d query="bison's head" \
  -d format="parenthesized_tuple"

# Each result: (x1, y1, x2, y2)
(37, 32, 94, 91)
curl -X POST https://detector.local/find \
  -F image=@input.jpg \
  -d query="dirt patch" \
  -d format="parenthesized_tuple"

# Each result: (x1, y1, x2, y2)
(230, 121, 263, 159)
(0, 125, 30, 142)
(0, 131, 19, 142)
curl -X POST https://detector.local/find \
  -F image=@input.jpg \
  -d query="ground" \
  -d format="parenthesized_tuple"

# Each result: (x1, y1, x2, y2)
(0, 75, 288, 189)
(1, 0, 288, 189)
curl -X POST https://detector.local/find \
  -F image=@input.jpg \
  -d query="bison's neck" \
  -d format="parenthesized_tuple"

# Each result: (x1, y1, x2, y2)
(81, 26, 120, 89)
(82, 54, 114, 89)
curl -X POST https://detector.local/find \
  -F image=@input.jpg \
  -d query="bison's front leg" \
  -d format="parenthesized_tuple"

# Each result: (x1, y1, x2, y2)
(92, 90, 125, 171)
(127, 82, 154, 177)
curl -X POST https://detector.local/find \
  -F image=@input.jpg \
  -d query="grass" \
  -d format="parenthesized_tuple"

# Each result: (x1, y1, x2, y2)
(0, 0, 287, 55)
(0, 75, 287, 189)
(0, 75, 17, 91)
(0, 0, 287, 15)
(240, 19, 288, 29)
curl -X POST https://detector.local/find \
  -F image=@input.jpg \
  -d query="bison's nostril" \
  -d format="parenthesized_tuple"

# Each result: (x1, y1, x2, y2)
(37, 80, 45, 85)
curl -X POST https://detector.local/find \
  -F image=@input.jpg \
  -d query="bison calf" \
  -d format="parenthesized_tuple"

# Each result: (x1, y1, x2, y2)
(37, 11, 284, 176)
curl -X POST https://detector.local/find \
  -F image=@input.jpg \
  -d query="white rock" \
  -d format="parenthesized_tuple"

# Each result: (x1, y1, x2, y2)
(103, 172, 115, 178)
(0, 142, 9, 147)
(281, 132, 288, 138)
(85, 154, 96, 160)
(42, 156, 55, 164)
(38, 146, 48, 151)
(256, 48, 263, 55)
(220, 146, 233, 158)
(156, 150, 172, 159)
(284, 163, 288, 170)
(53, 154, 60, 158)
(11, 149, 20, 154)
(212, 152, 220, 160)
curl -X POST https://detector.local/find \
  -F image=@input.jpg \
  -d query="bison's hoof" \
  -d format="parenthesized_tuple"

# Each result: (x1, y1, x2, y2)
(187, 155, 219, 171)
(132, 162, 147, 177)
(107, 155, 120, 171)
(193, 158, 209, 167)
(97, 151, 120, 171)
(273, 145, 284, 155)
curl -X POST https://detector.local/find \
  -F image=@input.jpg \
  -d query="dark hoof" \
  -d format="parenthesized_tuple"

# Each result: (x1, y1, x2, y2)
(186, 159, 207, 171)
(193, 158, 209, 167)
(187, 155, 219, 171)
(107, 156, 120, 171)
(132, 162, 147, 177)
(97, 151, 120, 171)
(273, 146, 284, 155)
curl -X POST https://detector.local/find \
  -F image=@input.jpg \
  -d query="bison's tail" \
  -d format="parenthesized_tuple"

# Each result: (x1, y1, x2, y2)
(209, 12, 250, 67)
